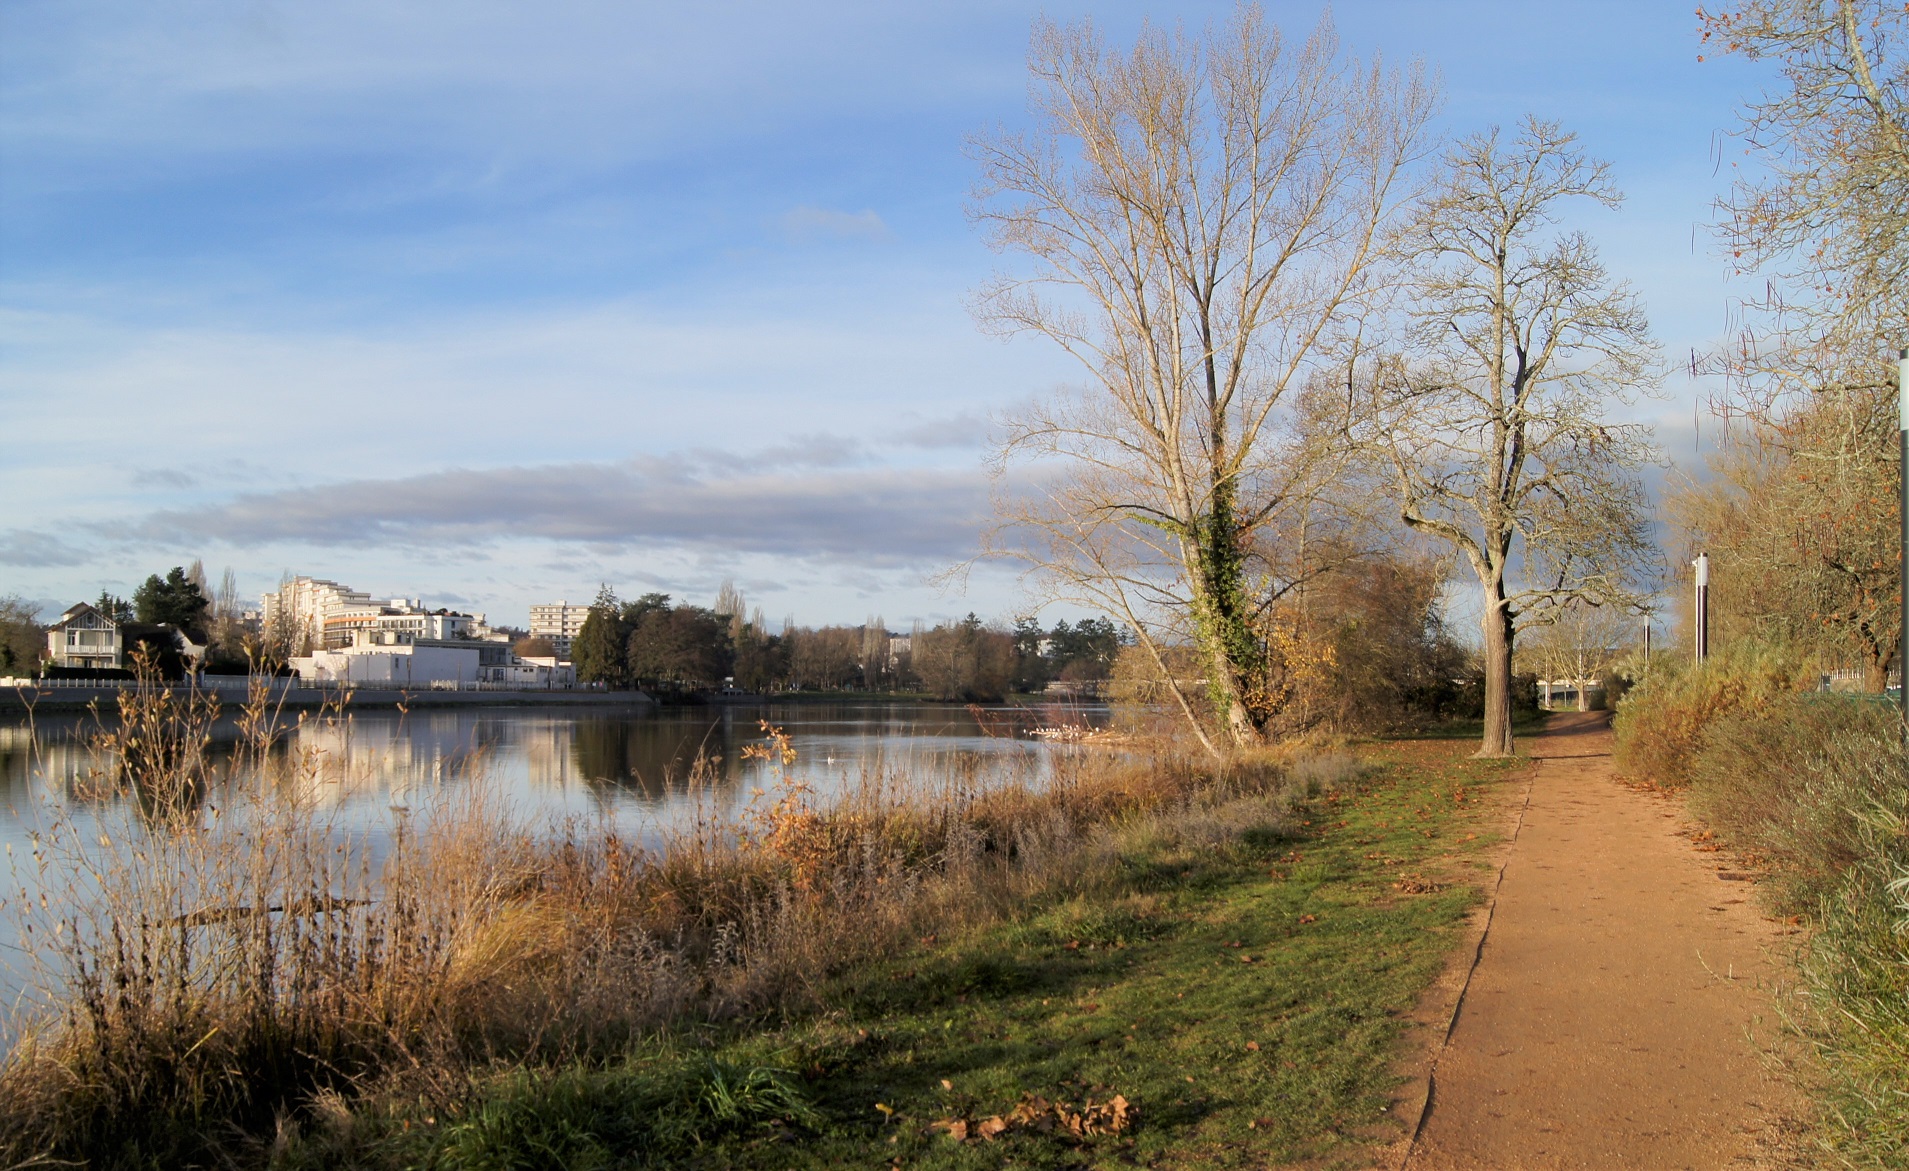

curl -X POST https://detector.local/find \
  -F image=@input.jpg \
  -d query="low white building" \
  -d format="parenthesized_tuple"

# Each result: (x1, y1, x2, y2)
(293, 628, 574, 689)
(294, 641, 482, 687)
(480, 656, 577, 688)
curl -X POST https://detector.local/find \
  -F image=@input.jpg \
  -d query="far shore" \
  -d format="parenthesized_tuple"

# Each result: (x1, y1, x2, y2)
(0, 681, 1110, 715)
(0, 682, 659, 714)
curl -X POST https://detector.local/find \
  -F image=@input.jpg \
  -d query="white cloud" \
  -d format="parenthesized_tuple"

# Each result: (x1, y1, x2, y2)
(111, 451, 989, 564)
(778, 205, 892, 243)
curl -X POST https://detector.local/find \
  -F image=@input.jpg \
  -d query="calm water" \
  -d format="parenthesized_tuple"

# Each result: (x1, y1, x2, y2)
(0, 699, 1111, 1030)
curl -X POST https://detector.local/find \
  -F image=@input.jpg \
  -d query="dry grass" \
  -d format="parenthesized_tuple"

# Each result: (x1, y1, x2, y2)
(0, 676, 1327, 1168)
(1611, 641, 1811, 787)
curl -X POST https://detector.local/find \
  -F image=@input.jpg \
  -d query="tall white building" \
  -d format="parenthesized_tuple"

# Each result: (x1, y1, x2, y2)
(260, 577, 377, 653)
(264, 577, 504, 653)
(528, 600, 592, 659)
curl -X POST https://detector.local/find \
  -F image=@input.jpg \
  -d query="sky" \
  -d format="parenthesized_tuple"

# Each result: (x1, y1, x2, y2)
(0, 1, 1778, 630)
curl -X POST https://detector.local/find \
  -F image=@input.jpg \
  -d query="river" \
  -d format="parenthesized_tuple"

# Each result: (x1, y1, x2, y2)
(0, 698, 1113, 1036)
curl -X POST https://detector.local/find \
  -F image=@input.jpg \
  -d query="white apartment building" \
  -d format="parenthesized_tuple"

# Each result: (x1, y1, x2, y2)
(528, 600, 592, 659)
(263, 577, 511, 652)
(261, 577, 378, 652)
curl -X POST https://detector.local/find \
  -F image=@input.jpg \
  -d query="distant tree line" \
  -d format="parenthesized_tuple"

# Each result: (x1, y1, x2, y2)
(569, 582, 1125, 702)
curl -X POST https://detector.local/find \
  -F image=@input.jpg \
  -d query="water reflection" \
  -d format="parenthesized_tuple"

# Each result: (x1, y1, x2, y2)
(0, 700, 1112, 852)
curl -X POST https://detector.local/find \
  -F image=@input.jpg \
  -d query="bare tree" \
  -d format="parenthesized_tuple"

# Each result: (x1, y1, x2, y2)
(1364, 119, 1658, 756)
(1690, 2, 1906, 683)
(972, 5, 1437, 754)
(1668, 385, 1901, 687)
(1703, 0, 1909, 378)
(1517, 600, 1631, 711)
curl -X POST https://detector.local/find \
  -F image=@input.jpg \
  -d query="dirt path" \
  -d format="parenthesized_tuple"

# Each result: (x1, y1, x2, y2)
(1401, 712, 1804, 1170)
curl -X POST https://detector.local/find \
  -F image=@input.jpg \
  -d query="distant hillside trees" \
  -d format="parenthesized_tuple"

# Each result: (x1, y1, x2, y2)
(913, 615, 1015, 702)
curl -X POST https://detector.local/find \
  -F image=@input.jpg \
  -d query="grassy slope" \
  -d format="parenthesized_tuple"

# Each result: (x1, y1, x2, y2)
(294, 736, 1526, 1171)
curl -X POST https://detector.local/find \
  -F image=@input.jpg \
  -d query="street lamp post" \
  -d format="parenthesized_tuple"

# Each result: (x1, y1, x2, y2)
(1898, 349, 1908, 721)
(1693, 553, 1709, 666)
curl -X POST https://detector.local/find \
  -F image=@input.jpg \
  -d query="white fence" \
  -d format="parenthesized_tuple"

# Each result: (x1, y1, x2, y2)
(3, 676, 598, 695)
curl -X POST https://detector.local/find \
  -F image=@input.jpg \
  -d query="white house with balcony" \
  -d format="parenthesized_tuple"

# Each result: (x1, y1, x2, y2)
(45, 603, 122, 670)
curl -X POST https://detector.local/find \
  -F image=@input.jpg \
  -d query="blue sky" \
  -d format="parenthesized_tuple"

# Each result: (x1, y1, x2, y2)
(0, 1, 1774, 629)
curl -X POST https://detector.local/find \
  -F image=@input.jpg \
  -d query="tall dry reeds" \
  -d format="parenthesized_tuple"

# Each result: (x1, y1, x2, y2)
(0, 683, 1324, 1167)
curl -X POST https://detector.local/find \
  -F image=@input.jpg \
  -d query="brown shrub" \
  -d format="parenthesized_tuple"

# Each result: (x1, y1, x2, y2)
(1611, 641, 1809, 786)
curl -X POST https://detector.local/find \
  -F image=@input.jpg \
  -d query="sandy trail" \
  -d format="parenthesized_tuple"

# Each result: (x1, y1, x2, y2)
(1402, 712, 1802, 1170)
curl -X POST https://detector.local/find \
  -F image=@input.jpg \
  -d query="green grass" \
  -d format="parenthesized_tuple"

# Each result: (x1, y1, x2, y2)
(288, 739, 1522, 1171)
(1392, 709, 1550, 742)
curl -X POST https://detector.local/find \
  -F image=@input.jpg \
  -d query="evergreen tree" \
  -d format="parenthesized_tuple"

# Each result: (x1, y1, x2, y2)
(572, 585, 631, 687)
(93, 592, 134, 623)
(132, 566, 210, 635)
(1010, 616, 1050, 693)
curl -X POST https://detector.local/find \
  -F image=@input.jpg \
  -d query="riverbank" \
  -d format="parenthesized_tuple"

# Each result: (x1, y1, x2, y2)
(0, 715, 1521, 1169)
(0, 681, 656, 713)
(283, 737, 1525, 1169)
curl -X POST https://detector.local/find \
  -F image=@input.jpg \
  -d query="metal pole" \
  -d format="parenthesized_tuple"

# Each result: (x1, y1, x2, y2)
(1898, 348, 1908, 721)
(1693, 553, 1709, 666)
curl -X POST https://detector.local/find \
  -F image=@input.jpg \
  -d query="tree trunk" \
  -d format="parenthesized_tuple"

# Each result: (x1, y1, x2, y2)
(1864, 651, 1889, 695)
(1190, 485, 1264, 752)
(1478, 594, 1516, 758)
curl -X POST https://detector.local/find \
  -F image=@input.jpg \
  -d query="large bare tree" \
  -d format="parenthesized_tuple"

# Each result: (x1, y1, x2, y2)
(1691, 2, 1905, 681)
(971, 6, 1437, 754)
(1364, 119, 1658, 757)
(1703, 0, 1909, 371)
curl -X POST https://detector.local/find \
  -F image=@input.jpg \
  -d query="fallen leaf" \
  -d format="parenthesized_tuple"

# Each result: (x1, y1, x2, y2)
(1245, 1041, 1260, 1051)
(1298, 914, 1317, 925)
(977, 1116, 1009, 1140)
(941, 1078, 953, 1090)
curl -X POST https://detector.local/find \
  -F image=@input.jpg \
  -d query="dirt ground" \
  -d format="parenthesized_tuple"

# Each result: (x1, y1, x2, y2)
(1398, 712, 1807, 1170)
